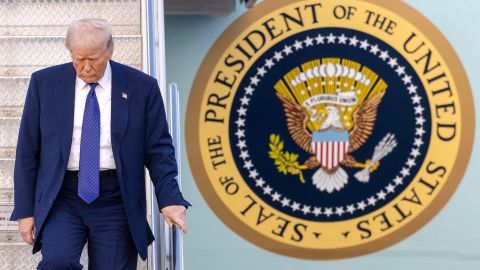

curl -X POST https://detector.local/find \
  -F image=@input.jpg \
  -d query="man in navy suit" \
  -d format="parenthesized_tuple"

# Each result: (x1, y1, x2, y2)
(10, 18, 190, 269)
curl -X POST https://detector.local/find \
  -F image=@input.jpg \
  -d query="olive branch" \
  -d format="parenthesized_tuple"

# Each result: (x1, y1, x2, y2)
(268, 134, 306, 184)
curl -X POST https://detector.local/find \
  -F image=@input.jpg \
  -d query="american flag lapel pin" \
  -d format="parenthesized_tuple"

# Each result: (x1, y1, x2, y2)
(122, 92, 128, 99)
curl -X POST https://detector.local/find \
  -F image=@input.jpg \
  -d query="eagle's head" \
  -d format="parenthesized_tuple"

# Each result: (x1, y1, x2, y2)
(320, 106, 343, 130)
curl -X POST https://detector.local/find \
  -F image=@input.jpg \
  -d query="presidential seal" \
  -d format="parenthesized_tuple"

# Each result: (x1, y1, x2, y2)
(186, 0, 475, 259)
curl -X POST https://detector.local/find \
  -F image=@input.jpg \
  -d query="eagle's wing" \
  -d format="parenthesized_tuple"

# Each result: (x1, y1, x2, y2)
(276, 93, 313, 154)
(348, 91, 386, 153)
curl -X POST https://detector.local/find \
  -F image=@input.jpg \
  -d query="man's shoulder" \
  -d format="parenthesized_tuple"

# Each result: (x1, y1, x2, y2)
(32, 62, 72, 79)
(110, 61, 156, 85)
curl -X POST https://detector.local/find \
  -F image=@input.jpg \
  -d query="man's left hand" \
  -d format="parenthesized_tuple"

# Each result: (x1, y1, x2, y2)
(161, 205, 187, 233)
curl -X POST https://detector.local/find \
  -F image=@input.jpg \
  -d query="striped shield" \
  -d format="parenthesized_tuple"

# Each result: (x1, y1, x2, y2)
(311, 129, 350, 170)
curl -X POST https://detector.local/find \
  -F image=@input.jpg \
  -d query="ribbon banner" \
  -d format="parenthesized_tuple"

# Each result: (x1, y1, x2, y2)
(303, 93, 358, 116)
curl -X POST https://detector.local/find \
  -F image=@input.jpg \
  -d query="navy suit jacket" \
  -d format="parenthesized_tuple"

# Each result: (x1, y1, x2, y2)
(10, 60, 190, 260)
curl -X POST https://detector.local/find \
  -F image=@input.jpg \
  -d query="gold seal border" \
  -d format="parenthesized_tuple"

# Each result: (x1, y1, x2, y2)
(185, 0, 475, 259)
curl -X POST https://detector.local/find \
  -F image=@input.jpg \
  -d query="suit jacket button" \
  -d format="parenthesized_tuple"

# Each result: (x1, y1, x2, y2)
(49, 199, 54, 204)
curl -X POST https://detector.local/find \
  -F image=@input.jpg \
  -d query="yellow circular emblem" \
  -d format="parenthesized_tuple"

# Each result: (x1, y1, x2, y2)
(186, 0, 475, 259)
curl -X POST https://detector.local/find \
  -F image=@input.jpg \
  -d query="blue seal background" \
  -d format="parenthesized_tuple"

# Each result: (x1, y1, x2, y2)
(229, 28, 432, 222)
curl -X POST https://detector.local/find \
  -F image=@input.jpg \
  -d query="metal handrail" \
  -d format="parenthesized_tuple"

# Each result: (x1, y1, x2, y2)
(168, 225, 184, 270)
(166, 83, 184, 270)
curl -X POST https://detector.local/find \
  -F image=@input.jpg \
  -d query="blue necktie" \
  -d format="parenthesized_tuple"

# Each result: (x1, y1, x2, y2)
(78, 82, 100, 204)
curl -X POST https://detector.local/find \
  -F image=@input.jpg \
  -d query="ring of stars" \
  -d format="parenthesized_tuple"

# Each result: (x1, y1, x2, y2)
(234, 32, 428, 218)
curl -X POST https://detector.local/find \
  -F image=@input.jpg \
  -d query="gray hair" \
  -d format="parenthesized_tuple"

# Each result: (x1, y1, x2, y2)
(66, 18, 114, 52)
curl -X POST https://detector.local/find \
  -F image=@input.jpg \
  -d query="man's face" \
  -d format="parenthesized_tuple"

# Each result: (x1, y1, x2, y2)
(70, 45, 112, 83)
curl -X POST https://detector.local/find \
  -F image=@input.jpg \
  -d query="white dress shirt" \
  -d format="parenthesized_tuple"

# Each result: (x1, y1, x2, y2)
(67, 62, 116, 170)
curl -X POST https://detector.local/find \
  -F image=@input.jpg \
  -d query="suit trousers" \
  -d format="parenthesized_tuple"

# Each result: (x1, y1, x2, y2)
(37, 171, 138, 270)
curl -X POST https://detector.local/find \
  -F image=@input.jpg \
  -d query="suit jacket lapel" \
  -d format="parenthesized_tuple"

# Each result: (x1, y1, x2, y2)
(56, 63, 76, 164)
(110, 60, 130, 158)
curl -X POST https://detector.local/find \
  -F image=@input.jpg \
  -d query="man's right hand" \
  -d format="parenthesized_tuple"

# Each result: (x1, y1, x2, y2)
(18, 217, 35, 245)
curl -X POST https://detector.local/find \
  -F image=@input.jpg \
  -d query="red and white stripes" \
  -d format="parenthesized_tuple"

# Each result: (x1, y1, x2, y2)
(312, 141, 350, 170)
